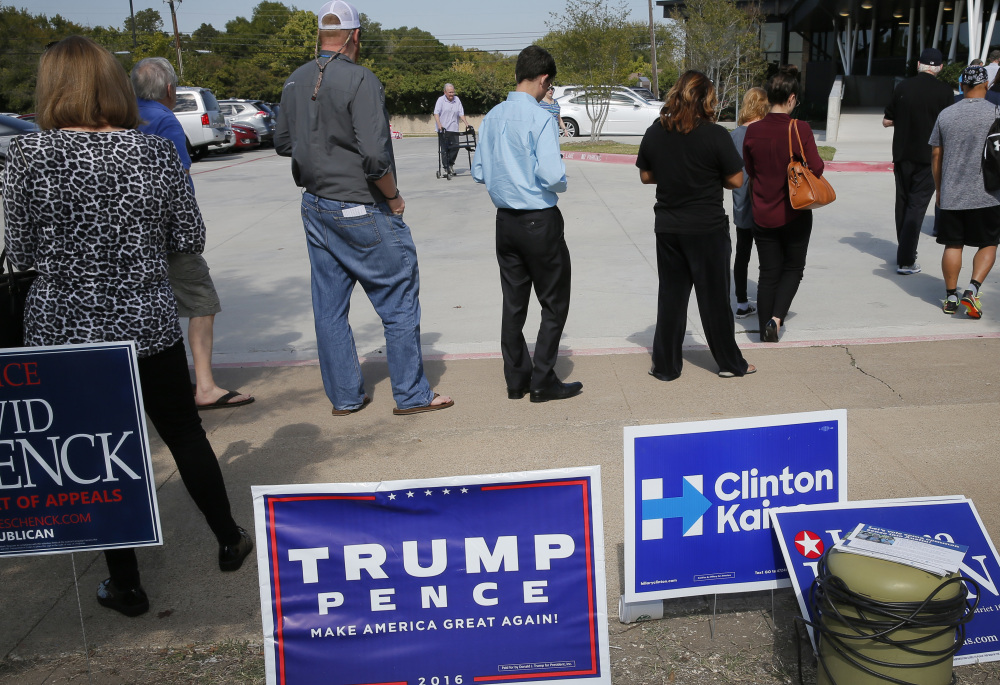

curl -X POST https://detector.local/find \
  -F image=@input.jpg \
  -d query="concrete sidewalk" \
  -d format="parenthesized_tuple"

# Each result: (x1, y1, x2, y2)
(3, 109, 999, 682)
(2, 340, 998, 680)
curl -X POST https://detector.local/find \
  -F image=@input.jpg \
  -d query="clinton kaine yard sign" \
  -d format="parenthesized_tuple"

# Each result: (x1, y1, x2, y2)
(252, 467, 610, 685)
(624, 410, 847, 601)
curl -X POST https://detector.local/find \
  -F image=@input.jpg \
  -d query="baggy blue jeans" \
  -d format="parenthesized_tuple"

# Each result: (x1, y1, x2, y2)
(300, 192, 432, 411)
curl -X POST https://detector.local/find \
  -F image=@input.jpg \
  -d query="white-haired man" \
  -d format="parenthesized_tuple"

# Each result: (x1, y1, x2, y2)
(130, 57, 254, 410)
(274, 0, 452, 416)
(433, 83, 471, 174)
(882, 48, 954, 276)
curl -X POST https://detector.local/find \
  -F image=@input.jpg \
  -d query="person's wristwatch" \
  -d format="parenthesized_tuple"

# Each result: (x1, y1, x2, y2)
(387, 190, 400, 201)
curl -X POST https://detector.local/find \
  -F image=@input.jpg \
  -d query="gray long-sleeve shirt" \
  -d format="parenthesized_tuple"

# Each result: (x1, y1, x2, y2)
(274, 52, 395, 203)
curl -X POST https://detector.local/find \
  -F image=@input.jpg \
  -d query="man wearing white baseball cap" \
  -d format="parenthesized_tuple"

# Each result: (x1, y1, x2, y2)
(274, 0, 453, 416)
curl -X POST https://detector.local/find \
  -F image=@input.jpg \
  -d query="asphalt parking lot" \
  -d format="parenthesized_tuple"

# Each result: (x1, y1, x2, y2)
(2, 117, 1000, 684)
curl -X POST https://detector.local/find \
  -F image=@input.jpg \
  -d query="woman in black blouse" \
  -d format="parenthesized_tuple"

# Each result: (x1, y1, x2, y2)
(2, 36, 252, 617)
(636, 71, 755, 380)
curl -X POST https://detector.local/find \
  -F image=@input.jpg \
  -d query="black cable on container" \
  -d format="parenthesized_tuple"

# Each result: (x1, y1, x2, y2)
(794, 550, 979, 685)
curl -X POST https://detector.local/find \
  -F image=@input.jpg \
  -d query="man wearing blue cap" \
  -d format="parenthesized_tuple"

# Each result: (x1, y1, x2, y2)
(882, 47, 954, 276)
(930, 64, 1000, 318)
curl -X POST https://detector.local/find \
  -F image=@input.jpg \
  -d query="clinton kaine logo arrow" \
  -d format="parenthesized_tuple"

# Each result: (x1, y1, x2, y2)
(641, 476, 713, 539)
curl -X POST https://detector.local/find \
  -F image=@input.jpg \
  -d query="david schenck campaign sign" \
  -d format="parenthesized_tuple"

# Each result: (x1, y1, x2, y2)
(770, 497, 1000, 666)
(624, 410, 847, 602)
(252, 467, 611, 685)
(0, 342, 161, 556)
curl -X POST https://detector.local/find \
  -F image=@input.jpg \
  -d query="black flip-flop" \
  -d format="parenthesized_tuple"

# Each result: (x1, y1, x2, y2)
(197, 390, 255, 410)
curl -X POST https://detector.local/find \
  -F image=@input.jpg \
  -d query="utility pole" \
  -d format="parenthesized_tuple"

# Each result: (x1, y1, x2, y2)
(167, 0, 183, 81)
(128, 0, 136, 49)
(648, 0, 660, 99)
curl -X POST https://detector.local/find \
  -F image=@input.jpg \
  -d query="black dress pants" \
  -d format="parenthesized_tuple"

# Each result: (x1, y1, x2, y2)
(652, 230, 749, 379)
(733, 226, 755, 302)
(443, 130, 460, 167)
(104, 341, 239, 589)
(894, 160, 935, 267)
(496, 206, 571, 391)
(753, 212, 813, 330)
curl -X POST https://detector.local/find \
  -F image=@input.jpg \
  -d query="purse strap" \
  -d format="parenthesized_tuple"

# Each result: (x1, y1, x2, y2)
(3, 139, 30, 277)
(788, 119, 809, 168)
(10, 135, 28, 167)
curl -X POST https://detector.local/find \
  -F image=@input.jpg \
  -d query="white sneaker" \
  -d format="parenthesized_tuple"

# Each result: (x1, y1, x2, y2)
(897, 264, 921, 275)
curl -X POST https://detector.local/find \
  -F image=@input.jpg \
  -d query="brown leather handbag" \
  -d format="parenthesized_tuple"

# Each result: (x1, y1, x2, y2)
(787, 119, 835, 210)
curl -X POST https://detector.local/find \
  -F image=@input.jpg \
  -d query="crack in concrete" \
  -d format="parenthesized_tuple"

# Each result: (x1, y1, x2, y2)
(842, 345, 903, 400)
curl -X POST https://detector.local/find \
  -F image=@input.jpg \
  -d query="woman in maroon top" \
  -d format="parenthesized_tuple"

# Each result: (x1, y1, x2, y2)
(743, 65, 824, 342)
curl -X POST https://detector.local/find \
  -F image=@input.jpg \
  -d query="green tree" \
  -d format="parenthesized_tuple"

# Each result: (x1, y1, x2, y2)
(0, 6, 89, 112)
(543, 0, 639, 140)
(125, 8, 163, 34)
(369, 26, 450, 74)
(669, 0, 766, 118)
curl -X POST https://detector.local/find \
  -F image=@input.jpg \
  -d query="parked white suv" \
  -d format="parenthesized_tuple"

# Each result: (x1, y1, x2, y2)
(172, 86, 227, 160)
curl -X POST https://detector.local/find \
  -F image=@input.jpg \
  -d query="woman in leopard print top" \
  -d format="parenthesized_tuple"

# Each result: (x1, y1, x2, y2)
(4, 128, 202, 356)
(1, 36, 252, 618)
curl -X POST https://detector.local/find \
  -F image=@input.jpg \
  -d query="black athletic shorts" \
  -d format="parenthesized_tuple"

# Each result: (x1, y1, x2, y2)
(936, 205, 1000, 247)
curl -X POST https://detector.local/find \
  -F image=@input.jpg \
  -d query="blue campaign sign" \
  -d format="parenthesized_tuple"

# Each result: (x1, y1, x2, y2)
(770, 497, 1000, 666)
(0, 342, 161, 556)
(252, 467, 611, 685)
(624, 410, 846, 602)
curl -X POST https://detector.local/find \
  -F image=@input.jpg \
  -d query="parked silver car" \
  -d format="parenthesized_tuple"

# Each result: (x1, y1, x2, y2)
(218, 99, 275, 145)
(172, 86, 228, 160)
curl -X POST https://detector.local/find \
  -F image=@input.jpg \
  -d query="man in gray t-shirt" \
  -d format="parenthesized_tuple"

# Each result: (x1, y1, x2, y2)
(929, 64, 1000, 318)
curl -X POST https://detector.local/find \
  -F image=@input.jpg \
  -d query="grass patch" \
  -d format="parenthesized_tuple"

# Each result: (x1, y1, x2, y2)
(560, 140, 838, 162)
(560, 140, 640, 155)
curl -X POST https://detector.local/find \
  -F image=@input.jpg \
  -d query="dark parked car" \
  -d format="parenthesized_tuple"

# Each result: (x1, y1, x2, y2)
(0, 114, 40, 169)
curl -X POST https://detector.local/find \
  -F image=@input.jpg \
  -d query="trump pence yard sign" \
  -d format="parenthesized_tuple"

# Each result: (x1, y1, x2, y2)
(253, 467, 610, 685)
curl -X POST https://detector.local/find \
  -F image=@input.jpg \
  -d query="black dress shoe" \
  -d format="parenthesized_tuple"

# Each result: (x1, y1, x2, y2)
(97, 578, 149, 617)
(219, 526, 254, 572)
(530, 381, 583, 403)
(648, 368, 677, 382)
(761, 319, 779, 343)
(507, 387, 529, 399)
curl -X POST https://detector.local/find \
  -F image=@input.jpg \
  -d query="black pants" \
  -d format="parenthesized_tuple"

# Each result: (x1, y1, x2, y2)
(733, 226, 755, 302)
(652, 231, 749, 379)
(753, 212, 812, 329)
(894, 160, 935, 267)
(442, 131, 460, 167)
(496, 206, 571, 391)
(105, 341, 239, 589)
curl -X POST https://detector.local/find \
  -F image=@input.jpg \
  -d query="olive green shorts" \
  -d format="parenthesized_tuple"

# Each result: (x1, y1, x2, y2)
(166, 253, 222, 318)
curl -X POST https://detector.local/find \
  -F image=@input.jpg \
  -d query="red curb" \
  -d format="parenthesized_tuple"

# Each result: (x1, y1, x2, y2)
(824, 161, 894, 172)
(560, 151, 894, 172)
(560, 150, 639, 165)
(191, 152, 279, 175)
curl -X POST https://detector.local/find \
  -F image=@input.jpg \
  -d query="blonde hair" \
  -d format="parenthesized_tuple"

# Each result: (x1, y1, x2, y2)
(737, 87, 769, 126)
(36, 35, 139, 130)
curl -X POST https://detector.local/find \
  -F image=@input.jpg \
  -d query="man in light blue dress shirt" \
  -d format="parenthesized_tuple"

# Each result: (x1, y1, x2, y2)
(473, 45, 582, 403)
